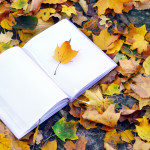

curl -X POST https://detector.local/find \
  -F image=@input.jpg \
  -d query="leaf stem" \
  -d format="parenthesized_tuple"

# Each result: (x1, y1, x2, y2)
(54, 62, 61, 75)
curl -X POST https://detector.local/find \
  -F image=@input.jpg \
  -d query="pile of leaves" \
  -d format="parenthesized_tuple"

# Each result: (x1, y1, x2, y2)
(0, 0, 150, 149)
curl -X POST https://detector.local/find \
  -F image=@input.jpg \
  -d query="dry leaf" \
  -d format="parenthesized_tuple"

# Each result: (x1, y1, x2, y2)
(120, 130, 134, 143)
(41, 139, 57, 150)
(61, 5, 77, 17)
(53, 40, 78, 75)
(30, 0, 44, 13)
(79, 0, 88, 14)
(0, 32, 13, 43)
(82, 104, 120, 127)
(64, 140, 75, 150)
(143, 55, 150, 75)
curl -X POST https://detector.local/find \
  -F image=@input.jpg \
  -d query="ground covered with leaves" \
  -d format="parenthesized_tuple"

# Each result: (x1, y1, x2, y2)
(0, 0, 150, 150)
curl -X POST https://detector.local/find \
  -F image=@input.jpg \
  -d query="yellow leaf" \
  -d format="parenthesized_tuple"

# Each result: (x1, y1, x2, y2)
(143, 56, 150, 75)
(0, 32, 13, 43)
(0, 134, 12, 150)
(106, 39, 124, 54)
(1, 13, 16, 30)
(120, 130, 134, 143)
(41, 140, 57, 150)
(61, 5, 77, 17)
(18, 141, 30, 150)
(0, 43, 12, 53)
(133, 137, 150, 150)
(130, 34, 148, 53)
(18, 30, 33, 42)
(53, 40, 78, 75)
(92, 28, 119, 50)
(33, 124, 39, 144)
(136, 116, 150, 142)
(103, 83, 119, 96)
(36, 8, 56, 21)
(94, 0, 132, 16)
(11, 0, 28, 10)
(82, 104, 120, 127)
(43, 0, 67, 4)
(104, 129, 122, 150)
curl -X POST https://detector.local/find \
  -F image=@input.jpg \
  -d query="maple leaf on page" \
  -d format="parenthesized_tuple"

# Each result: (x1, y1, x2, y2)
(94, 0, 132, 16)
(53, 40, 78, 75)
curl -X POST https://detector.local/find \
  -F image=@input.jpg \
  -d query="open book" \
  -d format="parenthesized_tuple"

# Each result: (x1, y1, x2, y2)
(0, 19, 117, 139)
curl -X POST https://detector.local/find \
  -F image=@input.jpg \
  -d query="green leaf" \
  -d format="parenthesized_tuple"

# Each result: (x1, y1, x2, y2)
(52, 117, 78, 142)
(13, 15, 38, 30)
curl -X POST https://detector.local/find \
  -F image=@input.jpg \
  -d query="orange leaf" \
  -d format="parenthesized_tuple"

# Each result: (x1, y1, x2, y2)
(53, 40, 78, 75)
(41, 139, 57, 150)
(64, 140, 75, 150)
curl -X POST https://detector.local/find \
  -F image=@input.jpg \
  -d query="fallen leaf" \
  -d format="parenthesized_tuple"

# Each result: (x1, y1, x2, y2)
(79, 0, 88, 14)
(74, 136, 87, 150)
(41, 139, 57, 150)
(69, 103, 81, 118)
(143, 55, 150, 75)
(130, 74, 150, 98)
(104, 129, 122, 150)
(18, 141, 30, 150)
(119, 59, 141, 77)
(93, 28, 119, 50)
(136, 116, 150, 142)
(61, 5, 77, 17)
(133, 137, 150, 150)
(103, 83, 120, 96)
(0, 32, 13, 43)
(120, 130, 134, 143)
(82, 104, 120, 127)
(36, 8, 56, 21)
(64, 140, 75, 150)
(0, 43, 12, 53)
(30, 0, 44, 13)
(33, 124, 39, 144)
(94, 0, 132, 16)
(18, 30, 34, 42)
(53, 40, 78, 75)
(43, 0, 67, 4)
(11, 0, 28, 10)
(52, 117, 78, 141)
(0, 133, 12, 150)
(72, 12, 88, 26)
(133, 1, 150, 10)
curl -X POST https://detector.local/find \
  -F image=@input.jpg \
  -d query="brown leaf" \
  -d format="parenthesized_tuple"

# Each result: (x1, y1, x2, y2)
(69, 103, 81, 118)
(130, 74, 150, 98)
(64, 140, 75, 150)
(82, 104, 120, 127)
(74, 136, 87, 150)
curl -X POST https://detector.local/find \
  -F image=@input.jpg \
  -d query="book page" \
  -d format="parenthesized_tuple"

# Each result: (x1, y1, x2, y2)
(0, 47, 68, 139)
(23, 19, 117, 101)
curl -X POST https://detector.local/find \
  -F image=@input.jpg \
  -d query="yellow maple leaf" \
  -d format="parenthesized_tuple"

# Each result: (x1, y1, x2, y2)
(82, 104, 120, 127)
(53, 40, 78, 75)
(136, 116, 150, 142)
(94, 0, 132, 16)
(61, 5, 77, 17)
(11, 0, 28, 10)
(18, 141, 30, 150)
(103, 83, 120, 96)
(43, 0, 67, 4)
(130, 34, 148, 53)
(36, 8, 56, 21)
(143, 56, 150, 75)
(133, 137, 150, 150)
(1, 13, 16, 30)
(0, 134, 12, 150)
(92, 28, 119, 50)
(106, 39, 124, 54)
(120, 130, 134, 143)
(41, 140, 57, 150)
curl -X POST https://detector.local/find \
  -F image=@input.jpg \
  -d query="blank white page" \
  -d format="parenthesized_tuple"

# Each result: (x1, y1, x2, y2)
(23, 19, 117, 101)
(0, 47, 68, 139)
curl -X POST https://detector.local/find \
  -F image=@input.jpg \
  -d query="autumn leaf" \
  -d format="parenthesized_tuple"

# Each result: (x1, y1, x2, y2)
(43, 0, 67, 4)
(130, 74, 150, 98)
(41, 140, 57, 150)
(36, 8, 56, 21)
(0, 32, 13, 43)
(53, 40, 78, 75)
(136, 116, 150, 142)
(64, 140, 75, 150)
(61, 5, 77, 17)
(103, 83, 120, 96)
(94, 0, 132, 16)
(143, 55, 150, 75)
(82, 104, 120, 127)
(120, 130, 134, 143)
(52, 117, 78, 141)
(93, 28, 119, 50)
(11, 0, 28, 10)
(133, 137, 150, 150)
(0, 134, 12, 150)
(18, 141, 30, 150)
(0, 43, 12, 53)
(104, 129, 122, 150)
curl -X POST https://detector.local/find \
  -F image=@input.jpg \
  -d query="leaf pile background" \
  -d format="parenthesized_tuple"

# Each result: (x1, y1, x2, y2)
(0, 0, 150, 149)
